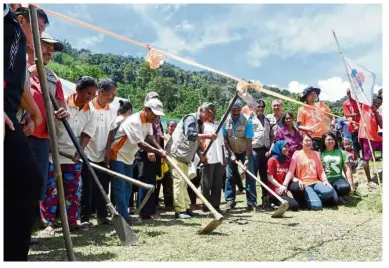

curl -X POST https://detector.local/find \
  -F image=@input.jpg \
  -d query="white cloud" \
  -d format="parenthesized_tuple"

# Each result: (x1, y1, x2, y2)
(74, 33, 105, 49)
(286, 77, 382, 102)
(175, 20, 195, 33)
(246, 4, 382, 67)
(317, 77, 350, 101)
(129, 4, 244, 55)
(246, 42, 272, 67)
(287, 81, 308, 94)
(66, 4, 93, 22)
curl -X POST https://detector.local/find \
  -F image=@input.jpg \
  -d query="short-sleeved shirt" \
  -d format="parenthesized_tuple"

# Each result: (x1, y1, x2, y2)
(222, 114, 254, 138)
(291, 150, 325, 186)
(321, 149, 349, 183)
(297, 102, 331, 138)
(85, 98, 117, 163)
(267, 156, 290, 195)
(203, 122, 225, 164)
(110, 111, 153, 165)
(342, 98, 361, 124)
(50, 94, 97, 164)
(358, 104, 382, 142)
(30, 75, 65, 139)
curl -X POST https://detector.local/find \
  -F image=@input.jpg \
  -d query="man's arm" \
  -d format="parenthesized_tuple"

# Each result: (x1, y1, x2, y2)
(79, 132, 92, 150)
(21, 79, 42, 128)
(137, 141, 164, 156)
(145, 134, 163, 150)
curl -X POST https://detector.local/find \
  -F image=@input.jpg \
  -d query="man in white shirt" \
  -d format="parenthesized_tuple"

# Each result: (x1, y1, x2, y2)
(201, 104, 225, 213)
(81, 78, 117, 226)
(109, 98, 168, 224)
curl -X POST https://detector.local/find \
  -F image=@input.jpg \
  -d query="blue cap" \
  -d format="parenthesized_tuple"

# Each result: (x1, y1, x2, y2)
(232, 99, 242, 109)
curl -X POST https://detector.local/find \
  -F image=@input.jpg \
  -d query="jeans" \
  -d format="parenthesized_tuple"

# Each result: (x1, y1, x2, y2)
(252, 147, 269, 199)
(225, 152, 257, 206)
(331, 177, 351, 201)
(110, 160, 133, 220)
(304, 181, 334, 210)
(26, 136, 50, 200)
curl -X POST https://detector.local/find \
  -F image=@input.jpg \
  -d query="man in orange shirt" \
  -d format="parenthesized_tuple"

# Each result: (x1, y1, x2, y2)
(297, 86, 334, 151)
(358, 97, 382, 189)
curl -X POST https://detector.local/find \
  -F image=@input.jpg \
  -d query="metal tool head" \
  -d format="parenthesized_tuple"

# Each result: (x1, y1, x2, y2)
(271, 201, 289, 218)
(107, 203, 138, 246)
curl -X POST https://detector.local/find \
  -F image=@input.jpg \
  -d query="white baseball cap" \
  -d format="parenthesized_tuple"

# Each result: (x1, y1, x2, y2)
(145, 98, 165, 116)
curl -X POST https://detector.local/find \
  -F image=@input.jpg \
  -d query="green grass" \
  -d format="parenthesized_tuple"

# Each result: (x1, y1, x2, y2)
(29, 163, 382, 261)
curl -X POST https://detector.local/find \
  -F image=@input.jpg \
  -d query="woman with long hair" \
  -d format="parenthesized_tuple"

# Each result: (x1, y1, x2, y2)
(273, 112, 301, 158)
(320, 132, 354, 202)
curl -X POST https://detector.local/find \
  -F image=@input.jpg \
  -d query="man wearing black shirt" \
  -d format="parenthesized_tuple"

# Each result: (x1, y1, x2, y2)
(3, 4, 43, 261)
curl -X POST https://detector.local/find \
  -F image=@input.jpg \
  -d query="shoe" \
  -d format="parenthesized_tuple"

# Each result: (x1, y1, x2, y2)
(225, 201, 236, 211)
(141, 214, 160, 220)
(79, 221, 93, 229)
(175, 212, 191, 219)
(97, 217, 112, 225)
(215, 207, 223, 214)
(201, 205, 210, 212)
(186, 209, 196, 217)
(126, 217, 142, 225)
(261, 196, 271, 210)
(368, 181, 379, 189)
(246, 203, 259, 212)
(190, 204, 202, 210)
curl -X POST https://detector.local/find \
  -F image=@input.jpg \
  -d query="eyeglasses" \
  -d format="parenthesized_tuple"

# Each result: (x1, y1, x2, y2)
(325, 138, 335, 142)
(257, 106, 265, 109)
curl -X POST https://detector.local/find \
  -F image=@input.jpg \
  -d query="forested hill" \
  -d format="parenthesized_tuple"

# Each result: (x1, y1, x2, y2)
(47, 41, 346, 118)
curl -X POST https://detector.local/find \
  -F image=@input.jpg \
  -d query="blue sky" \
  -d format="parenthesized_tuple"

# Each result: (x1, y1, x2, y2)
(41, 3, 382, 102)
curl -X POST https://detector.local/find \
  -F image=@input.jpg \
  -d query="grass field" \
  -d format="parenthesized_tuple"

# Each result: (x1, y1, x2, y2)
(29, 164, 383, 262)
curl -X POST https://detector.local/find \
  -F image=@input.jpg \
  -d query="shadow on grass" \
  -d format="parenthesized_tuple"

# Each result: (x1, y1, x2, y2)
(342, 195, 363, 208)
(29, 249, 117, 261)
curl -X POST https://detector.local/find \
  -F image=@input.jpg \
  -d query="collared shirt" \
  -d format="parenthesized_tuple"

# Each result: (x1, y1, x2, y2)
(342, 98, 361, 123)
(85, 98, 117, 162)
(50, 93, 97, 164)
(183, 114, 203, 141)
(266, 113, 284, 132)
(203, 121, 225, 164)
(110, 112, 153, 165)
(29, 75, 65, 139)
(222, 114, 254, 138)
(274, 126, 301, 158)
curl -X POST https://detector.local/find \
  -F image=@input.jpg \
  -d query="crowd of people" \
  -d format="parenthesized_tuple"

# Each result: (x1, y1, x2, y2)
(3, 4, 383, 261)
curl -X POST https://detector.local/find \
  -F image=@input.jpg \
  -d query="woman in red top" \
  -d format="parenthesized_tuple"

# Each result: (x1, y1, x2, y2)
(267, 140, 299, 211)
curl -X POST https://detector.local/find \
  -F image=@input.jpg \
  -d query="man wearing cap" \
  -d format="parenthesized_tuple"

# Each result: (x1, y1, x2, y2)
(165, 103, 217, 219)
(223, 99, 256, 211)
(297, 86, 333, 151)
(26, 33, 69, 217)
(342, 88, 361, 156)
(133, 92, 166, 219)
(266, 99, 284, 133)
(110, 98, 168, 223)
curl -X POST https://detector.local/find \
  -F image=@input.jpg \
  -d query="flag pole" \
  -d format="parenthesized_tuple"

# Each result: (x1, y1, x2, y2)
(29, 5, 76, 261)
(332, 29, 381, 188)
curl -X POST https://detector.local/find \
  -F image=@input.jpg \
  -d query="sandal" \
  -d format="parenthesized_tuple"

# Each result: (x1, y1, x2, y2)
(40, 225, 56, 237)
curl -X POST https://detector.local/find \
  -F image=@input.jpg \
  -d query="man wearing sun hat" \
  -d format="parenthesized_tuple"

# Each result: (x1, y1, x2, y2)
(297, 86, 334, 151)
